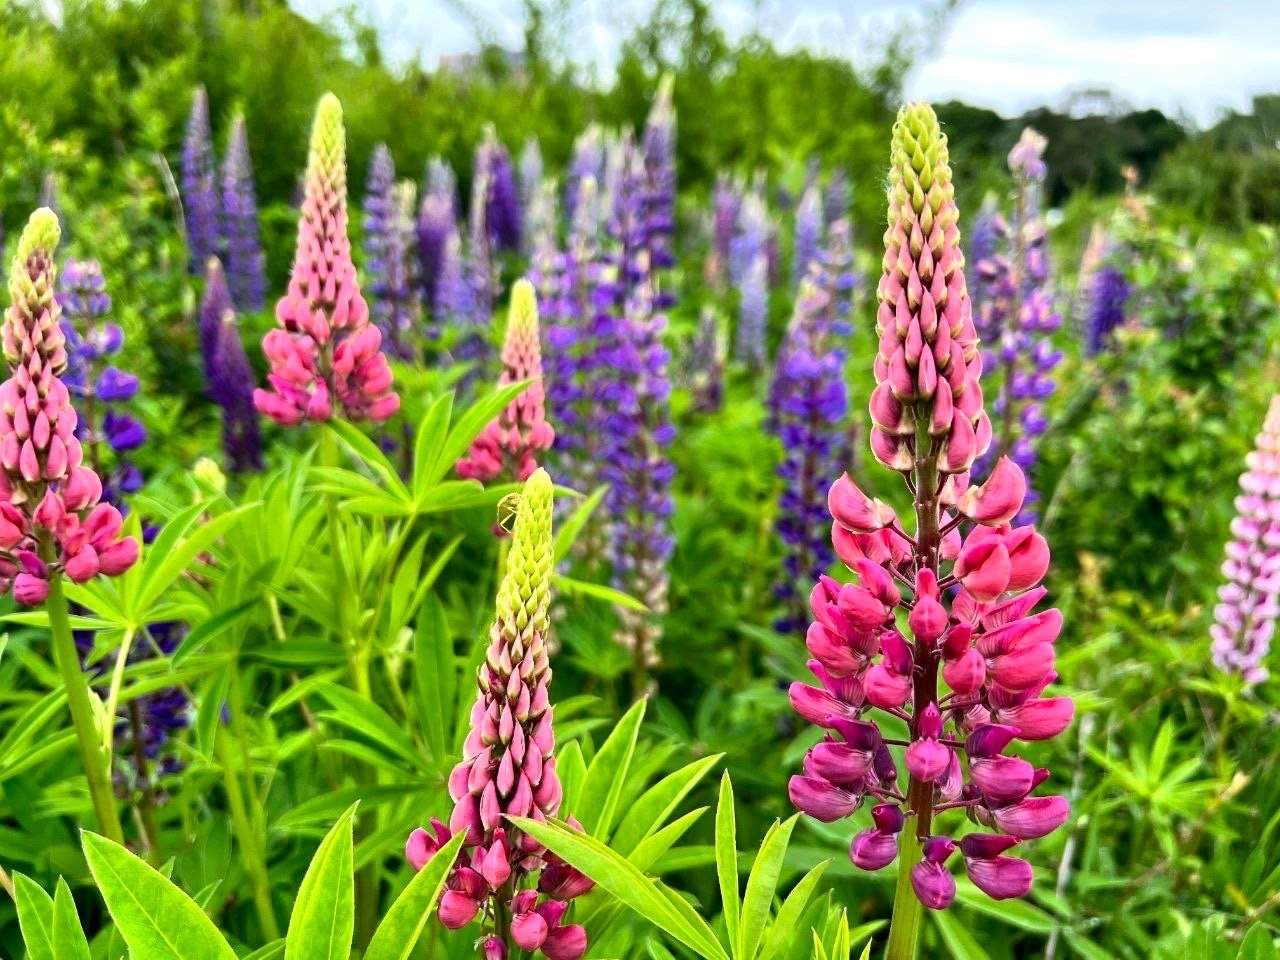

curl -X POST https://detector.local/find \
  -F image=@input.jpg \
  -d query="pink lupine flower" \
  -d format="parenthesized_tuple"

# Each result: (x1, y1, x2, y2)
(404, 470, 590, 959)
(457, 279, 555, 483)
(786, 104, 1073, 915)
(254, 94, 399, 426)
(1211, 394, 1280, 685)
(0, 210, 138, 601)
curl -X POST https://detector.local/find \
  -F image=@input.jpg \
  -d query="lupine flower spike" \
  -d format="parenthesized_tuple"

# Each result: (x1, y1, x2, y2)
(202, 259, 263, 473)
(254, 94, 399, 426)
(1084, 260, 1130, 356)
(457, 280, 555, 483)
(405, 469, 593, 960)
(363, 144, 419, 360)
(1211, 395, 1280, 686)
(181, 86, 219, 275)
(0, 209, 139, 601)
(787, 106, 1073, 929)
(221, 112, 267, 310)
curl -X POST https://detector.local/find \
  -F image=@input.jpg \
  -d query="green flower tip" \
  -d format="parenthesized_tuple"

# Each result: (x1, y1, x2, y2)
(16, 208, 61, 264)
(889, 102, 953, 222)
(308, 93, 347, 186)
(508, 278, 540, 338)
(497, 467, 555, 631)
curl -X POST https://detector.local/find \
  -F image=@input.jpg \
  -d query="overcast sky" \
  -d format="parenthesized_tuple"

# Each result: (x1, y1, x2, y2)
(292, 0, 1277, 126)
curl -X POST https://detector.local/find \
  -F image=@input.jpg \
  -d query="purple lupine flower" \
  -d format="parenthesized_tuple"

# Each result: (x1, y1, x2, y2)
(1211, 395, 1280, 686)
(112, 621, 192, 789)
(824, 167, 850, 225)
(1084, 262, 1130, 356)
(363, 144, 419, 360)
(731, 191, 770, 369)
(972, 128, 1063, 523)
(793, 181, 824, 285)
(769, 271, 849, 632)
(201, 258, 262, 472)
(477, 127, 521, 254)
(599, 136, 676, 683)
(417, 158, 457, 324)
(686, 306, 725, 414)
(565, 125, 604, 227)
(707, 173, 741, 292)
(966, 203, 1000, 317)
(641, 77, 677, 276)
(519, 136, 545, 256)
(788, 104, 1073, 915)
(58, 259, 144, 506)
(220, 112, 266, 310)
(182, 86, 219, 274)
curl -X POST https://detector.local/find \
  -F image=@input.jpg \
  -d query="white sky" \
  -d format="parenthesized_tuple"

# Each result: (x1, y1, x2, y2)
(292, 0, 1278, 126)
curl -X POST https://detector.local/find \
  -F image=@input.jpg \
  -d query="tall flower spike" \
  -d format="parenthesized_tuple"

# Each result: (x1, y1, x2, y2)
(363, 145, 418, 360)
(220, 112, 267, 310)
(417, 158, 457, 324)
(182, 86, 219, 275)
(406, 469, 592, 959)
(971, 128, 1062, 522)
(1211, 395, 1280, 686)
(1084, 260, 1130, 357)
(254, 94, 399, 426)
(202, 259, 263, 473)
(793, 180, 824, 284)
(788, 106, 1072, 921)
(0, 209, 138, 601)
(457, 280, 555, 484)
(731, 190, 770, 370)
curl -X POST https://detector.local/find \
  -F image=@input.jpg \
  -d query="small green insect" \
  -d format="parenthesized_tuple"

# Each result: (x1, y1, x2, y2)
(496, 492, 522, 534)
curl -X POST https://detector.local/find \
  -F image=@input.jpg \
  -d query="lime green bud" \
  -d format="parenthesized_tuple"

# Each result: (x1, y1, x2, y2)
(495, 468, 554, 654)
(5, 207, 67, 376)
(307, 93, 347, 205)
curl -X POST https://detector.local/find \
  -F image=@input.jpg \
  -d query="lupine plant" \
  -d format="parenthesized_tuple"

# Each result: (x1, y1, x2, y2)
(201, 258, 262, 472)
(363, 143, 418, 360)
(731, 189, 770, 370)
(786, 105, 1074, 958)
(1211, 394, 1280, 686)
(220, 111, 267, 310)
(1084, 261, 1131, 356)
(181, 86, 219, 274)
(418, 157, 457, 322)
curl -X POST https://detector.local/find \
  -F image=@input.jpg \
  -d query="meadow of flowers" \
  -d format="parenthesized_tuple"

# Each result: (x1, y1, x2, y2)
(0, 4, 1278, 960)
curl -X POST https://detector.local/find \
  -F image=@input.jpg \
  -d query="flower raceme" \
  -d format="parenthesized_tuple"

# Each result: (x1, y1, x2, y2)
(405, 469, 592, 959)
(0, 209, 138, 602)
(253, 94, 399, 426)
(457, 279, 555, 484)
(787, 104, 1073, 912)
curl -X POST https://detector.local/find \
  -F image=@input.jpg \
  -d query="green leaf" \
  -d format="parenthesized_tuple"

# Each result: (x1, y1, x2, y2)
(328, 420, 410, 500)
(241, 942, 286, 960)
(1239, 925, 1279, 960)
(715, 773, 740, 957)
(511, 816, 728, 960)
(432, 381, 531, 487)
(286, 803, 358, 960)
(577, 700, 646, 838)
(757, 860, 828, 960)
(13, 872, 56, 960)
(411, 393, 454, 499)
(52, 877, 91, 960)
(553, 574, 648, 612)
(611, 754, 723, 855)
(316, 683, 429, 773)
(81, 832, 237, 960)
(931, 910, 995, 960)
(134, 504, 259, 618)
(737, 816, 798, 960)
(365, 833, 466, 960)
(415, 593, 457, 764)
(553, 485, 609, 562)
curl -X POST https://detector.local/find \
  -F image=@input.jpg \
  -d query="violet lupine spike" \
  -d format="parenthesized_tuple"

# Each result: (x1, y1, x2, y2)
(769, 273, 849, 633)
(58, 259, 145, 508)
(641, 76, 677, 276)
(707, 172, 741, 293)
(1084, 261, 1130, 356)
(972, 128, 1063, 523)
(199, 257, 233, 385)
(1211, 395, 1280, 686)
(478, 127, 522, 255)
(966, 203, 1000, 318)
(787, 104, 1073, 912)
(601, 141, 676, 674)
(417, 158, 458, 326)
(202, 259, 262, 472)
(731, 191, 770, 369)
(182, 86, 219, 275)
(686, 306, 725, 415)
(793, 181, 824, 285)
(457, 280, 555, 484)
(519, 137, 545, 256)
(824, 168, 850, 226)
(0, 209, 139, 603)
(405, 469, 593, 960)
(254, 94, 400, 426)
(362, 145, 419, 360)
(220, 112, 267, 310)
(564, 125, 604, 228)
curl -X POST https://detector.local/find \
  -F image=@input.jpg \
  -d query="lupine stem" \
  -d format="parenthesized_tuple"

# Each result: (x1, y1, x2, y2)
(46, 570, 126, 844)
(214, 724, 280, 940)
(885, 830, 925, 960)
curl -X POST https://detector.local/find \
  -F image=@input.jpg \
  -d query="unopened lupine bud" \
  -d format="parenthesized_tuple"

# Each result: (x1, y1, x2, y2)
(457, 280, 554, 484)
(254, 94, 399, 426)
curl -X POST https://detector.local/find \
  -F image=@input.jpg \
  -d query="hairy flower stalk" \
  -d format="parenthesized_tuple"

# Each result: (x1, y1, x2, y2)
(1211, 395, 1280, 686)
(202, 259, 263, 472)
(363, 144, 419, 360)
(785, 107, 1073, 958)
(1, 209, 140, 842)
(182, 86, 219, 275)
(769, 268, 850, 633)
(59, 259, 145, 508)
(972, 129, 1063, 523)
(458, 280, 555, 484)
(406, 469, 593, 960)
(220, 112, 267, 310)
(254, 94, 399, 426)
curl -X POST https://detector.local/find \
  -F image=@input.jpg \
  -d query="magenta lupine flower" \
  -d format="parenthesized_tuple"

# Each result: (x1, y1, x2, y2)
(1211, 395, 1280, 686)
(406, 469, 592, 959)
(253, 94, 399, 426)
(0, 209, 139, 601)
(787, 105, 1073, 911)
(457, 280, 555, 484)
(181, 86, 219, 275)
